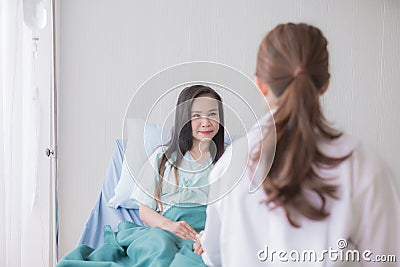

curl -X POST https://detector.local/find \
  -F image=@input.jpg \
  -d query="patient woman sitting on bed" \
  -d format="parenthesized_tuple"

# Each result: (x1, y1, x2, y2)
(132, 84, 225, 241)
(57, 84, 225, 267)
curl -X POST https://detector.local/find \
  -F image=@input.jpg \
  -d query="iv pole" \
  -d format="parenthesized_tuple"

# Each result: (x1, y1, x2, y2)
(49, 0, 58, 264)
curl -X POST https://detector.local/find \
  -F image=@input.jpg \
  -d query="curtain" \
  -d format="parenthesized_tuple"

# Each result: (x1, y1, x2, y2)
(0, 0, 53, 266)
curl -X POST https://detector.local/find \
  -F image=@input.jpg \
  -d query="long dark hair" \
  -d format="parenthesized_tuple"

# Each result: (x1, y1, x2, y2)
(154, 85, 225, 211)
(255, 23, 352, 227)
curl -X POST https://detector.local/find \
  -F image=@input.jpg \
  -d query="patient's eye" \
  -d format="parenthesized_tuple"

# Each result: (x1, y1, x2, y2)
(208, 112, 217, 117)
(192, 113, 201, 118)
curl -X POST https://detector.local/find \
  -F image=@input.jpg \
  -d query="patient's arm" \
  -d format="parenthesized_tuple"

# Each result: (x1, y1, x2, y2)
(139, 204, 197, 240)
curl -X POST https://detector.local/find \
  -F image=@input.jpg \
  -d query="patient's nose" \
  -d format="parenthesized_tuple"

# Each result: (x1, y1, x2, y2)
(200, 116, 211, 126)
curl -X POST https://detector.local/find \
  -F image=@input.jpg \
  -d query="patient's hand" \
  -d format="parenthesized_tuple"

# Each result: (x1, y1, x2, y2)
(193, 231, 204, 255)
(140, 204, 197, 240)
(162, 220, 197, 240)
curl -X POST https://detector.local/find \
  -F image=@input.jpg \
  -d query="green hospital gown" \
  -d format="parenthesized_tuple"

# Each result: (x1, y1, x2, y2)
(131, 146, 213, 212)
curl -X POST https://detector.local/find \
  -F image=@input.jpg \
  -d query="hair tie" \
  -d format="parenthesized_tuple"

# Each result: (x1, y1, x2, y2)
(294, 67, 306, 77)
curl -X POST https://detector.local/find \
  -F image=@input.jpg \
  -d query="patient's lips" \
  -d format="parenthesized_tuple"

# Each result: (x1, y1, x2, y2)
(199, 130, 213, 135)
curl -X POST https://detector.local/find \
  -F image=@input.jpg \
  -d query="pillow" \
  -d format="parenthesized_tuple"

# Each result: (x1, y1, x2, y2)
(107, 118, 172, 208)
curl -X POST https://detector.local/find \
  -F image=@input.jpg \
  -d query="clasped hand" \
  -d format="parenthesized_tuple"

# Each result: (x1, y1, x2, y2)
(163, 220, 197, 240)
(193, 231, 204, 255)
(161, 219, 204, 254)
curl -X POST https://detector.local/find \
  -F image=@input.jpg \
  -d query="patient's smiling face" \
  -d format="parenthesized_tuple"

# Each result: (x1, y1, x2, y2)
(190, 96, 220, 146)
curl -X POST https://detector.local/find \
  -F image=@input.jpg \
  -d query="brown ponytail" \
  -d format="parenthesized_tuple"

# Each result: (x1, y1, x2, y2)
(256, 23, 351, 227)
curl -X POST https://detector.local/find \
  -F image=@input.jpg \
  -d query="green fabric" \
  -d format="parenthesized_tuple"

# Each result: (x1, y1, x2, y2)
(57, 206, 207, 267)
(131, 146, 212, 212)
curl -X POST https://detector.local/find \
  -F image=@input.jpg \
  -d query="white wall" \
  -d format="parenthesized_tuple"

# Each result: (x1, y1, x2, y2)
(57, 0, 400, 259)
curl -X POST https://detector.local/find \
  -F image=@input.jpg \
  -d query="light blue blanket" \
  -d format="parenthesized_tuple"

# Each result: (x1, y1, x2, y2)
(58, 205, 207, 267)
(78, 139, 144, 249)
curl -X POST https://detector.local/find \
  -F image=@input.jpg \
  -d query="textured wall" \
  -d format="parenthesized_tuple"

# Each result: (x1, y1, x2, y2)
(58, 0, 400, 259)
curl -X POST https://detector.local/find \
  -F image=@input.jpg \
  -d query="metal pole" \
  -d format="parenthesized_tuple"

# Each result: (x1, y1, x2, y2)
(50, 0, 58, 264)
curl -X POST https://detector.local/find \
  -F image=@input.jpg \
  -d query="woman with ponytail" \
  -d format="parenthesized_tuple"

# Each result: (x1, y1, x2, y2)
(195, 23, 400, 266)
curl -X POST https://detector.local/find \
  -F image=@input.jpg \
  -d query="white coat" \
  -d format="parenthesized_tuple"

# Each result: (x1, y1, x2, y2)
(201, 115, 400, 267)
